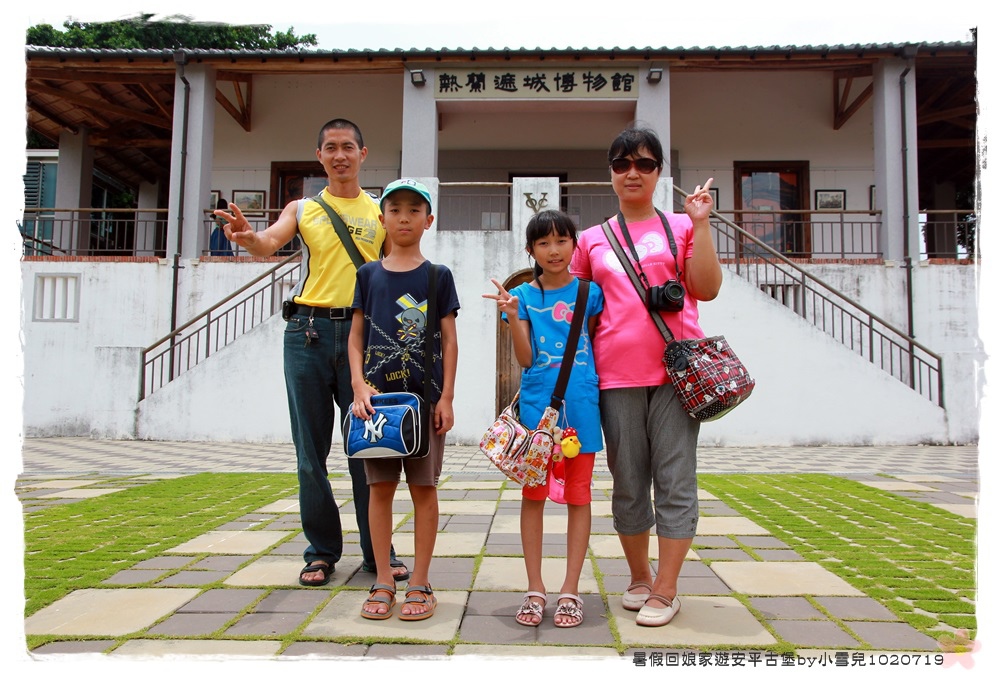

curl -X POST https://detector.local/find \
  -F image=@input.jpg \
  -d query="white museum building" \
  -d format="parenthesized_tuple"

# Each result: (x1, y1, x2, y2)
(20, 38, 981, 447)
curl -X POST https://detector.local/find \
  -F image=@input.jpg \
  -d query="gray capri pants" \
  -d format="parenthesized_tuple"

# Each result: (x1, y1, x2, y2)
(600, 384, 700, 539)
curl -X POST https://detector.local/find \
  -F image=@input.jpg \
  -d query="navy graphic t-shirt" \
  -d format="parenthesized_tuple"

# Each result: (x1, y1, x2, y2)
(352, 260, 460, 402)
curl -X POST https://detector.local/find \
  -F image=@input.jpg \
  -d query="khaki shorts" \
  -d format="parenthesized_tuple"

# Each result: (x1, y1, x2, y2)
(362, 404, 445, 487)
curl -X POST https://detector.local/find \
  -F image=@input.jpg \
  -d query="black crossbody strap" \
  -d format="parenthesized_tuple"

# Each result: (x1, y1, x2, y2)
(601, 220, 676, 345)
(309, 196, 367, 270)
(615, 209, 682, 286)
(425, 264, 438, 403)
(549, 279, 590, 409)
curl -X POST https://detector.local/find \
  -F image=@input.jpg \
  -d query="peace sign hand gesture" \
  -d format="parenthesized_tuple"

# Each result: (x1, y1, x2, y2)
(482, 278, 521, 321)
(213, 201, 259, 248)
(684, 177, 715, 224)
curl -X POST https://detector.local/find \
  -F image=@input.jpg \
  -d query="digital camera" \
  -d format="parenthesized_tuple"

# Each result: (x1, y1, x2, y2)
(646, 280, 685, 312)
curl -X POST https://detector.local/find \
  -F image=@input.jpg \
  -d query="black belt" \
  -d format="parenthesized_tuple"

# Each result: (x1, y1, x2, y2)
(290, 304, 352, 320)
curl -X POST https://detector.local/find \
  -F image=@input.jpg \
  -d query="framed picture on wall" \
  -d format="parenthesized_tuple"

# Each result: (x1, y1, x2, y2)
(363, 187, 383, 198)
(708, 187, 719, 209)
(869, 185, 876, 211)
(232, 189, 266, 215)
(815, 189, 846, 211)
(209, 190, 222, 210)
(269, 161, 327, 210)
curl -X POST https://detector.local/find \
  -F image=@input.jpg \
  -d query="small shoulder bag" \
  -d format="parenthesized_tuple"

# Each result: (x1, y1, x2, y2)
(479, 280, 590, 486)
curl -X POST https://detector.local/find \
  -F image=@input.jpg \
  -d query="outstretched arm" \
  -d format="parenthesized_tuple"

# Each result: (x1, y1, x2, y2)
(214, 200, 299, 257)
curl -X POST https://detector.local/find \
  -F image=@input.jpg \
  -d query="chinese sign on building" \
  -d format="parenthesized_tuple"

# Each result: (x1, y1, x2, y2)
(433, 68, 640, 99)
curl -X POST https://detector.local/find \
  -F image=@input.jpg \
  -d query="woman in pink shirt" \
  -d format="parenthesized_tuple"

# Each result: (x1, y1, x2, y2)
(571, 125, 722, 627)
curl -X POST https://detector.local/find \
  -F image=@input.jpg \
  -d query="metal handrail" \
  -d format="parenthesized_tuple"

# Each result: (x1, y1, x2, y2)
(136, 186, 944, 407)
(674, 185, 944, 407)
(139, 251, 302, 400)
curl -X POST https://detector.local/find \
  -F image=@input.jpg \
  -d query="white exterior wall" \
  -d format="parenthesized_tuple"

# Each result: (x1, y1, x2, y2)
(21, 259, 289, 437)
(671, 71, 877, 216)
(211, 73, 404, 204)
(21, 256, 980, 446)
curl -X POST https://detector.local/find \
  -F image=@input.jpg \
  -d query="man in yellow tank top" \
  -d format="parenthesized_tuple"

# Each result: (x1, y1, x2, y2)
(216, 118, 407, 586)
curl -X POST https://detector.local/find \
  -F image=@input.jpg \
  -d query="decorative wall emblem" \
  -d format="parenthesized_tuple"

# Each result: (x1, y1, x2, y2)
(524, 193, 549, 214)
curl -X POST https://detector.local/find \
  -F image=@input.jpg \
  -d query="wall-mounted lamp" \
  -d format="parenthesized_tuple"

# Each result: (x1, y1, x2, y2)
(647, 67, 663, 84)
(410, 70, 426, 86)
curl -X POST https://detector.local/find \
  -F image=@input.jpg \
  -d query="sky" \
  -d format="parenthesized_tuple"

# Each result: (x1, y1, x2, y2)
(3, 1, 997, 669)
(10, 1, 985, 51)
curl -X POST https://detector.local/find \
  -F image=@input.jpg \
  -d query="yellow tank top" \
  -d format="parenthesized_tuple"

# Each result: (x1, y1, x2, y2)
(291, 188, 385, 307)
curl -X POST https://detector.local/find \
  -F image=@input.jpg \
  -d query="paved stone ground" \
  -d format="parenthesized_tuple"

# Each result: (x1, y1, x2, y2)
(17, 438, 977, 662)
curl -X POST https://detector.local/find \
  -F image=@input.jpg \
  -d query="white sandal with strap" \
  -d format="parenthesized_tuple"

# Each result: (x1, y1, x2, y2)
(514, 591, 547, 626)
(554, 593, 584, 628)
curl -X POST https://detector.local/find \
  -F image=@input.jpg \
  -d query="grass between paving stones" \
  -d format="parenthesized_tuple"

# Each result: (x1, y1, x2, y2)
(23, 473, 298, 618)
(699, 474, 976, 643)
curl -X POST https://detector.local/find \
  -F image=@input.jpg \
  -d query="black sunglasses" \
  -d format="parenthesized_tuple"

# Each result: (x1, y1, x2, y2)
(610, 157, 660, 175)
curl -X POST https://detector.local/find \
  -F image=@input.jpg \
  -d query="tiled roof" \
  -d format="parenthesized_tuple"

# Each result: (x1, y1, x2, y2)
(24, 41, 974, 59)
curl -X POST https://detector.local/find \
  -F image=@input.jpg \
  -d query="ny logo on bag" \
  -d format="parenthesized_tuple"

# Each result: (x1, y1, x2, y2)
(363, 414, 388, 443)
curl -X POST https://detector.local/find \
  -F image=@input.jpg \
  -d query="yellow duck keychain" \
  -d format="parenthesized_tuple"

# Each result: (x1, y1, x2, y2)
(560, 426, 581, 459)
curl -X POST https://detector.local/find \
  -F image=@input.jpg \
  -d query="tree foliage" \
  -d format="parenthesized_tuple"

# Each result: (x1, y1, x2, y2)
(26, 13, 317, 50)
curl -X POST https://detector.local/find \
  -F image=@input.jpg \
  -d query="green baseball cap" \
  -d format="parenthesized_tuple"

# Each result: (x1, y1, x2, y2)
(380, 178, 433, 214)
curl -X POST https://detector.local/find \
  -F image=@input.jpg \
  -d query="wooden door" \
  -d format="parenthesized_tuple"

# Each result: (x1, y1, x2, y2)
(495, 269, 534, 416)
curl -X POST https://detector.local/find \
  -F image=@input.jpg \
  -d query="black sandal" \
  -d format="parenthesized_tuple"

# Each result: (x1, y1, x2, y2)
(390, 559, 410, 581)
(298, 561, 334, 587)
(359, 560, 410, 581)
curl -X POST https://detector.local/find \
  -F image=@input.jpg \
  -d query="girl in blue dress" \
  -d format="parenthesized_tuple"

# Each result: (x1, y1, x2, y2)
(484, 210, 604, 628)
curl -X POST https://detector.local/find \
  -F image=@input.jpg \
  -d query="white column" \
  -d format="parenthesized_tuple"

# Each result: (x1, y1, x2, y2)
(400, 68, 438, 178)
(135, 181, 160, 256)
(872, 57, 919, 263)
(55, 127, 93, 252)
(54, 127, 93, 210)
(635, 64, 671, 174)
(635, 64, 675, 211)
(167, 61, 217, 260)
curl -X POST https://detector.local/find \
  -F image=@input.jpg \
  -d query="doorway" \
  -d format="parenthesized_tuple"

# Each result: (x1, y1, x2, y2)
(733, 161, 810, 256)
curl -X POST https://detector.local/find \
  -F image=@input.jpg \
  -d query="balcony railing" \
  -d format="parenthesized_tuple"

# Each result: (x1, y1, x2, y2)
(711, 210, 882, 259)
(437, 183, 512, 231)
(19, 200, 975, 263)
(20, 208, 168, 257)
(436, 182, 622, 232)
(922, 210, 978, 260)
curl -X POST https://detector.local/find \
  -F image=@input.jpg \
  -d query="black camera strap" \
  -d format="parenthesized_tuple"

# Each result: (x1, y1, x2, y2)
(614, 209, 683, 289)
(601, 218, 678, 345)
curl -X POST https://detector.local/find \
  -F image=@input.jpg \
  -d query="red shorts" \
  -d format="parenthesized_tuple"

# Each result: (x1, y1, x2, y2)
(522, 452, 596, 505)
